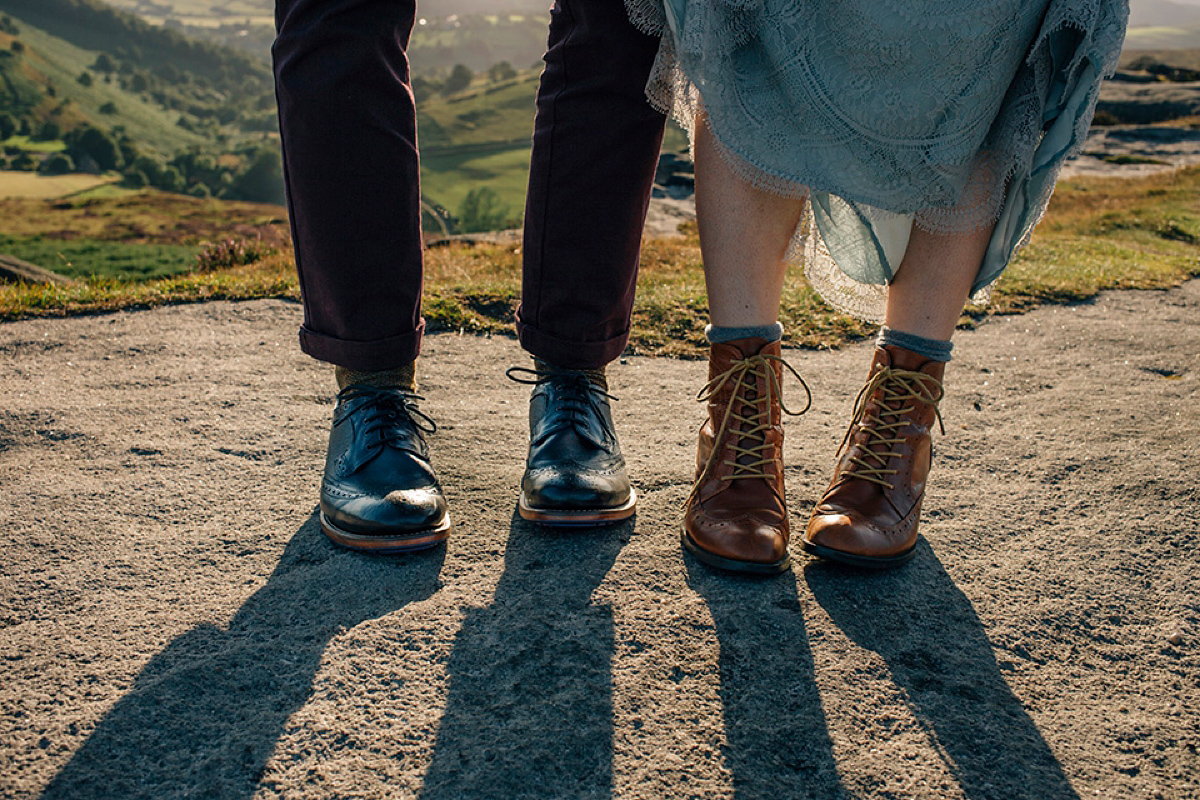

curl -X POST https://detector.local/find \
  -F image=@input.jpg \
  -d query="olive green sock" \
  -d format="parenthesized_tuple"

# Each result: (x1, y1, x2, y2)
(334, 362, 417, 392)
(532, 358, 607, 391)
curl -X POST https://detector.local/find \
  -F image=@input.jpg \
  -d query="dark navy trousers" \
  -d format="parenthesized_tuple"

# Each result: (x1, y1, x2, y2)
(273, 0, 666, 371)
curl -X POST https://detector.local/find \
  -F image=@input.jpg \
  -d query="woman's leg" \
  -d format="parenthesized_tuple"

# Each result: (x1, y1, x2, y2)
(683, 120, 807, 575)
(801, 220, 996, 569)
(694, 120, 803, 328)
(884, 223, 994, 340)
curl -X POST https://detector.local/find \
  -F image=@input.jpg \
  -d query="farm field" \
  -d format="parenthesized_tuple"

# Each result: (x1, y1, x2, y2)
(0, 170, 117, 199)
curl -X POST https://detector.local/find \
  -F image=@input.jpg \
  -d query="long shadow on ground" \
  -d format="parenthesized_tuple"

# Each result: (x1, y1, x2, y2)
(804, 543, 1081, 800)
(418, 513, 632, 800)
(41, 512, 445, 800)
(686, 557, 848, 799)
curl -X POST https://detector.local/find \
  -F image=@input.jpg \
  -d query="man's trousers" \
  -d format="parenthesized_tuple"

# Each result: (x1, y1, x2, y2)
(273, 0, 667, 371)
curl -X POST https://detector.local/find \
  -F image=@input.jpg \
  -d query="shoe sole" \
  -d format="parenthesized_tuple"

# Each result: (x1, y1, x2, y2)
(320, 511, 452, 554)
(798, 538, 916, 570)
(517, 488, 637, 526)
(681, 530, 792, 576)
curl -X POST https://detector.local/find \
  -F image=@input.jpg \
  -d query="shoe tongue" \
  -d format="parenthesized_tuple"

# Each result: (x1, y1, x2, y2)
(880, 344, 937, 373)
(724, 336, 773, 357)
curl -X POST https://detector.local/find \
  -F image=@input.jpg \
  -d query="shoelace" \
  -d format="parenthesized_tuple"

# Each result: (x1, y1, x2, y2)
(336, 385, 436, 473)
(690, 353, 811, 498)
(505, 366, 618, 446)
(840, 366, 945, 490)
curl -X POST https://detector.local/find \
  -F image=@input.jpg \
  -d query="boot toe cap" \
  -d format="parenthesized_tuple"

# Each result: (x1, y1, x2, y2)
(685, 509, 789, 569)
(803, 509, 917, 565)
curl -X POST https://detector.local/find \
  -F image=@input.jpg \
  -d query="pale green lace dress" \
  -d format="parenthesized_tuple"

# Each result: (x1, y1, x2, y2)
(627, 0, 1129, 321)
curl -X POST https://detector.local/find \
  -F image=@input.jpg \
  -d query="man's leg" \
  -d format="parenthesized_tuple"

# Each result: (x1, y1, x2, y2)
(514, 0, 666, 524)
(274, 0, 449, 551)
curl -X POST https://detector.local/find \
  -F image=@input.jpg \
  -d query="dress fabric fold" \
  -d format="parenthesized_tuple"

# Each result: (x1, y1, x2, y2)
(626, 0, 1129, 321)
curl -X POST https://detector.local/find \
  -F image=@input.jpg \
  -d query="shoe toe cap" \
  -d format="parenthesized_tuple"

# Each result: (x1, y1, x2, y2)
(323, 486, 448, 535)
(523, 465, 630, 511)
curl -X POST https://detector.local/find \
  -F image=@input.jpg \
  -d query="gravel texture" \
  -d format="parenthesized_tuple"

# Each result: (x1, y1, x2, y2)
(1, 281, 1197, 799)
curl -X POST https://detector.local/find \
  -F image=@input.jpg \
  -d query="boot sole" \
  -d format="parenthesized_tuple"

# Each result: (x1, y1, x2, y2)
(320, 511, 452, 554)
(681, 530, 792, 576)
(518, 489, 637, 526)
(799, 538, 915, 570)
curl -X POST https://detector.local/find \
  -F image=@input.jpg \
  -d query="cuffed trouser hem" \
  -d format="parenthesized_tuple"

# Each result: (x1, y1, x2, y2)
(516, 314, 629, 371)
(298, 319, 425, 371)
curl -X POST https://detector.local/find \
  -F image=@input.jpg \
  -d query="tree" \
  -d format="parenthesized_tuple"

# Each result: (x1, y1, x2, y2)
(129, 155, 165, 186)
(442, 64, 474, 94)
(228, 147, 284, 204)
(0, 113, 16, 141)
(157, 165, 185, 193)
(412, 77, 438, 103)
(77, 71, 93, 87)
(488, 61, 517, 82)
(40, 153, 74, 175)
(10, 41, 24, 54)
(71, 127, 122, 171)
(34, 120, 62, 142)
(458, 187, 511, 233)
(99, 102, 118, 115)
(92, 53, 116, 74)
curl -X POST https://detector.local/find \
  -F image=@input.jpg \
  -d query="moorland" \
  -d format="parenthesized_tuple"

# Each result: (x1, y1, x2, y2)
(1, 0, 1200, 357)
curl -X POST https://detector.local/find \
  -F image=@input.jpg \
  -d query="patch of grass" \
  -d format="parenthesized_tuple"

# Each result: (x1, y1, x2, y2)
(984, 165, 1200, 314)
(4, 168, 1200, 356)
(0, 234, 201, 280)
(420, 146, 532, 220)
(0, 190, 288, 243)
(0, 252, 298, 319)
(2, 135, 67, 153)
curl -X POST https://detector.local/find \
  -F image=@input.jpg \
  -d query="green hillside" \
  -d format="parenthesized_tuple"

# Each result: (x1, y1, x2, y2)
(0, 0, 684, 233)
(0, 2, 284, 203)
(0, 23, 211, 156)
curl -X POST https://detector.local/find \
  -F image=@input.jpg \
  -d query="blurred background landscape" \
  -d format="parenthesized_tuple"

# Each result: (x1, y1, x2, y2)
(1, 0, 1199, 354)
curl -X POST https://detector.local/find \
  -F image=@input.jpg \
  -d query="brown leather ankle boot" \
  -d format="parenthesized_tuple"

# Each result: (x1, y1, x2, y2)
(802, 344, 945, 569)
(683, 337, 810, 575)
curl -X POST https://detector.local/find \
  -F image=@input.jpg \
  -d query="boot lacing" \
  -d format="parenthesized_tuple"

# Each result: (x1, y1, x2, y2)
(840, 367, 945, 490)
(689, 353, 810, 502)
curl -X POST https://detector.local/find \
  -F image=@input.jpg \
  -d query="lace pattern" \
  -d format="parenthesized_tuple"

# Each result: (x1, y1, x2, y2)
(627, 0, 1129, 322)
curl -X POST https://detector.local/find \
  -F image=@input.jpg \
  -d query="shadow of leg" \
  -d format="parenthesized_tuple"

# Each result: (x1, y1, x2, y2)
(804, 544, 1081, 800)
(685, 558, 847, 799)
(41, 512, 445, 800)
(418, 514, 632, 800)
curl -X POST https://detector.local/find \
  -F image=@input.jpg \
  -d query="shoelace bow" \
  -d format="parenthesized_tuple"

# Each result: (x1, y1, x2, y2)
(841, 366, 945, 490)
(505, 366, 619, 445)
(336, 385, 436, 473)
(691, 353, 811, 497)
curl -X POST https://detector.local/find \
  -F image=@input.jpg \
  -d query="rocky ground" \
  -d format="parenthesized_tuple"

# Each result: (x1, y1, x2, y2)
(0, 276, 1196, 799)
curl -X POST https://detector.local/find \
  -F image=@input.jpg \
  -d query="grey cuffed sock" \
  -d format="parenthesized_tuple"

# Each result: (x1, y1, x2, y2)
(335, 362, 417, 391)
(877, 326, 953, 362)
(705, 322, 784, 344)
(533, 358, 607, 391)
